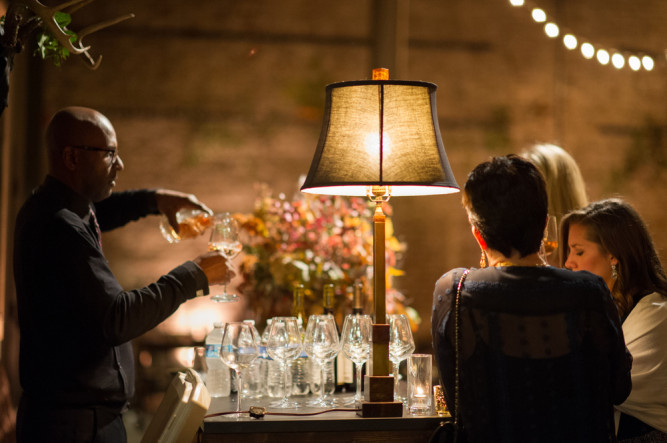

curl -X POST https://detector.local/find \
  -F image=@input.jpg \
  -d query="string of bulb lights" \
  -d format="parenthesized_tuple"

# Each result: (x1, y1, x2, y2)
(508, 0, 664, 72)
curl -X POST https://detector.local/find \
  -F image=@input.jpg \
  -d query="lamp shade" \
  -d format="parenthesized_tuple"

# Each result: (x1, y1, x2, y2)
(301, 80, 459, 196)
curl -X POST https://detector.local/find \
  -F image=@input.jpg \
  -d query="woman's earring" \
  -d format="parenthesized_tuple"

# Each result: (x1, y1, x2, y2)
(480, 251, 488, 268)
(611, 263, 618, 280)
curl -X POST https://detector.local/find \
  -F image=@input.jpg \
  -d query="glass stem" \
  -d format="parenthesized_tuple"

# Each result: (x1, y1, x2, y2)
(320, 362, 326, 402)
(355, 362, 363, 401)
(236, 370, 242, 413)
(282, 362, 289, 403)
(393, 362, 400, 401)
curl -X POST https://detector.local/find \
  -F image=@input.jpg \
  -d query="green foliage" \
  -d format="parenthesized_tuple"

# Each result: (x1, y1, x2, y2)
(34, 12, 78, 66)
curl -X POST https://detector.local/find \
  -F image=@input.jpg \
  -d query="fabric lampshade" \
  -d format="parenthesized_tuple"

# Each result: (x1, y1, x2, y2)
(300, 79, 460, 196)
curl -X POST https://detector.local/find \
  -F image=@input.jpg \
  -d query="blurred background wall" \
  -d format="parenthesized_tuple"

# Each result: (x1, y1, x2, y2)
(1, 0, 666, 424)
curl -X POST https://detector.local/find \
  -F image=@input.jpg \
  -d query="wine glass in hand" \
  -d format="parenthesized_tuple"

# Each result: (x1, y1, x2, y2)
(304, 314, 341, 408)
(388, 314, 415, 403)
(541, 215, 558, 261)
(220, 322, 259, 417)
(208, 213, 242, 302)
(341, 314, 372, 405)
(266, 317, 303, 409)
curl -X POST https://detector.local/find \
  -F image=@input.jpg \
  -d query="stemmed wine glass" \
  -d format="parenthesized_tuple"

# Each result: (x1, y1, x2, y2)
(266, 317, 303, 409)
(341, 314, 372, 405)
(220, 322, 259, 417)
(388, 314, 415, 403)
(208, 212, 242, 302)
(540, 215, 558, 263)
(304, 314, 340, 407)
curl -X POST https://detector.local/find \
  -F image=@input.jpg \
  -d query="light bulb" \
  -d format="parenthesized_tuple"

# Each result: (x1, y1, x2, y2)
(628, 56, 641, 71)
(611, 53, 625, 69)
(581, 43, 595, 59)
(642, 55, 654, 71)
(509, 0, 524, 6)
(596, 49, 610, 65)
(544, 23, 559, 38)
(563, 34, 577, 50)
(531, 8, 547, 23)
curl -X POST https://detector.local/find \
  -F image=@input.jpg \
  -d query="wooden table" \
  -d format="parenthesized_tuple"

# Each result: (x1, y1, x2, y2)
(199, 393, 450, 442)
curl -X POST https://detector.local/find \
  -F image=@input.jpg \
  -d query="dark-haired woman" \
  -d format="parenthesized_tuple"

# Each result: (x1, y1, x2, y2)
(562, 198, 667, 442)
(432, 155, 631, 442)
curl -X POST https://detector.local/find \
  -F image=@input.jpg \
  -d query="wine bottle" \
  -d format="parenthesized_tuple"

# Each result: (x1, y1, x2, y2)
(323, 284, 354, 393)
(352, 281, 364, 315)
(292, 284, 307, 329)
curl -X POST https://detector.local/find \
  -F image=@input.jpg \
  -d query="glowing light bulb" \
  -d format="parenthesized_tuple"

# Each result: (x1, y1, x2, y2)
(581, 43, 595, 59)
(628, 56, 641, 71)
(544, 23, 559, 38)
(563, 34, 577, 50)
(596, 49, 610, 65)
(509, 0, 524, 6)
(611, 53, 625, 69)
(642, 55, 654, 71)
(531, 8, 547, 23)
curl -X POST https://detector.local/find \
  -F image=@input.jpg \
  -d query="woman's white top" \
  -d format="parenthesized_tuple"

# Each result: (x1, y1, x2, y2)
(615, 292, 667, 433)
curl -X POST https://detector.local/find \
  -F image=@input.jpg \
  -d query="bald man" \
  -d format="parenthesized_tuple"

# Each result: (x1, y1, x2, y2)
(13, 106, 233, 442)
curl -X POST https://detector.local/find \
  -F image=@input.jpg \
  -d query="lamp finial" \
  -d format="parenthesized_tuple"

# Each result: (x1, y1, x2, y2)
(372, 68, 389, 80)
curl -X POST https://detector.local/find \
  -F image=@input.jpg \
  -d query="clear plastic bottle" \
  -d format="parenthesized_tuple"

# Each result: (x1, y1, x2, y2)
(242, 320, 263, 398)
(263, 319, 291, 398)
(258, 319, 271, 397)
(290, 318, 310, 396)
(309, 360, 335, 396)
(204, 322, 231, 398)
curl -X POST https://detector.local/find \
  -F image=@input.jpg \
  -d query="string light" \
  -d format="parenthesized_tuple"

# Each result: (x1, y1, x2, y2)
(628, 56, 641, 71)
(544, 23, 559, 38)
(642, 56, 654, 71)
(507, 0, 663, 71)
(563, 34, 577, 50)
(581, 43, 595, 59)
(531, 8, 546, 23)
(611, 53, 625, 69)
(596, 49, 610, 65)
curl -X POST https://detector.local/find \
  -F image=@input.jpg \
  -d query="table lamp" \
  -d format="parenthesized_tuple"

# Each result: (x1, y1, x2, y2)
(301, 68, 460, 417)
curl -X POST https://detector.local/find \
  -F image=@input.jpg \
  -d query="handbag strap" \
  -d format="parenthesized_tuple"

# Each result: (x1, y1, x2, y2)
(453, 269, 470, 428)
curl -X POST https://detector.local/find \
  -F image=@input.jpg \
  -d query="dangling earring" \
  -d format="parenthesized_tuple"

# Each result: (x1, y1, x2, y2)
(611, 263, 618, 280)
(480, 251, 488, 268)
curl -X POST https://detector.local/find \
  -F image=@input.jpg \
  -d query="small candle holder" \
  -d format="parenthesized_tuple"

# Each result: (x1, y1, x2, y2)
(433, 385, 451, 417)
(407, 354, 432, 415)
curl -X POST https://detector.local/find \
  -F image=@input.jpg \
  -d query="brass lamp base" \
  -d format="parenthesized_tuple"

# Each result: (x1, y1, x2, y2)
(357, 374, 403, 417)
(357, 400, 404, 417)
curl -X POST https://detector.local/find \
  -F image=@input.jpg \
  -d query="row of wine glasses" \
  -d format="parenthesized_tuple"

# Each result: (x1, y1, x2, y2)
(218, 314, 415, 416)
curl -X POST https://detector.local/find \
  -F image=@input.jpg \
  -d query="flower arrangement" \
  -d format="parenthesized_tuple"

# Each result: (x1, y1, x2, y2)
(235, 182, 421, 331)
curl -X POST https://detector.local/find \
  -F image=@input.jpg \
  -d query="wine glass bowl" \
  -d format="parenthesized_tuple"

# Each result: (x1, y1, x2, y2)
(541, 215, 558, 260)
(266, 317, 303, 408)
(388, 314, 416, 403)
(341, 314, 372, 405)
(220, 322, 259, 417)
(209, 212, 242, 302)
(303, 314, 340, 407)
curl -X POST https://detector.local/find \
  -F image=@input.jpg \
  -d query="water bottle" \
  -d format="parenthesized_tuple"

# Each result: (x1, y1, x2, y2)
(242, 320, 263, 398)
(258, 319, 271, 397)
(263, 319, 290, 398)
(204, 322, 231, 397)
(291, 318, 310, 396)
(310, 360, 335, 396)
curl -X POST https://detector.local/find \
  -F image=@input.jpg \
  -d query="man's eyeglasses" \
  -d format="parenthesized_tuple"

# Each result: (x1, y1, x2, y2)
(71, 145, 119, 163)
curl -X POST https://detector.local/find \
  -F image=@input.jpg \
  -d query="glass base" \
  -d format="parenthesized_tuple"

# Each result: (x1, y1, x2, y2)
(211, 292, 240, 303)
(269, 398, 300, 409)
(307, 395, 338, 408)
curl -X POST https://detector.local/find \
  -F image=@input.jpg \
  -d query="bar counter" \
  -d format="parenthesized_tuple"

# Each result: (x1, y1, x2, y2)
(199, 393, 450, 442)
